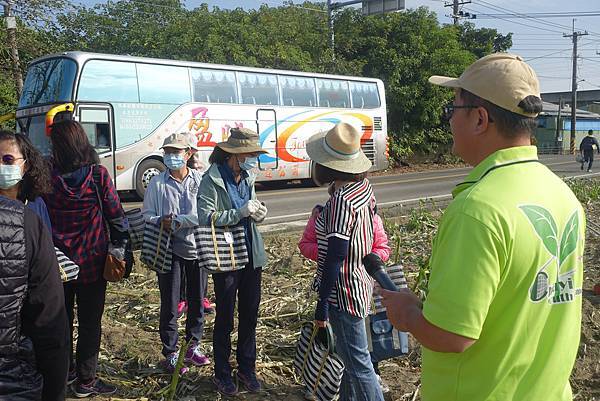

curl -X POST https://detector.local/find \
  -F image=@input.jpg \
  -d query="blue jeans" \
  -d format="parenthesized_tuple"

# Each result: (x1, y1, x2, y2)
(329, 307, 384, 401)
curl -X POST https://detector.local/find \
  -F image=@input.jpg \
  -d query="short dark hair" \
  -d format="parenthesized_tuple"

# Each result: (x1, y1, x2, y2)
(588, 129, 594, 135)
(208, 146, 232, 165)
(48, 120, 99, 174)
(313, 163, 367, 185)
(459, 89, 543, 138)
(0, 130, 52, 202)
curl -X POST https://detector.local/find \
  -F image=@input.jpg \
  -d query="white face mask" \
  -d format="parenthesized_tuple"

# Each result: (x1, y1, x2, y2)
(0, 164, 23, 189)
(239, 156, 258, 171)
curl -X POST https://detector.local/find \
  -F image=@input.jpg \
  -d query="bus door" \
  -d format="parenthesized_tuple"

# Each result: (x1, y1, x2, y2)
(256, 108, 279, 170)
(76, 104, 117, 186)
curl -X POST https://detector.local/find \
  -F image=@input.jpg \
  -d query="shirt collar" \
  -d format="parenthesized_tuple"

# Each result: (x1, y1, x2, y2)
(218, 162, 248, 185)
(167, 168, 190, 183)
(452, 146, 538, 198)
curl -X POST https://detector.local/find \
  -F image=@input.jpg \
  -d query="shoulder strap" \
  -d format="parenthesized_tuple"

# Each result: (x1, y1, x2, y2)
(91, 164, 111, 238)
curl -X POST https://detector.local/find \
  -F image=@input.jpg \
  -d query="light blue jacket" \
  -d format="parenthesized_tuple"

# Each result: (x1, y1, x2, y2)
(142, 168, 203, 229)
(197, 163, 267, 269)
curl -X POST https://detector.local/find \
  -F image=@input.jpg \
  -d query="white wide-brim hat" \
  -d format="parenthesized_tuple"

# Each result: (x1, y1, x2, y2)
(306, 122, 372, 174)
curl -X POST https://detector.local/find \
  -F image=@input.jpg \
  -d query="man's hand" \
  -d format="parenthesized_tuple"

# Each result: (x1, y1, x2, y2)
(380, 288, 422, 332)
(315, 320, 327, 328)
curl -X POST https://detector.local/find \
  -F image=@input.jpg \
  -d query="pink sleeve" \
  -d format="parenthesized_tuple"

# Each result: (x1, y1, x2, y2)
(372, 214, 391, 262)
(298, 214, 319, 261)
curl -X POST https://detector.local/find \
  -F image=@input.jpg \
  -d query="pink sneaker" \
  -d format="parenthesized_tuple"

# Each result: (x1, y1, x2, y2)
(177, 301, 187, 317)
(161, 352, 189, 375)
(202, 298, 214, 313)
(185, 342, 211, 367)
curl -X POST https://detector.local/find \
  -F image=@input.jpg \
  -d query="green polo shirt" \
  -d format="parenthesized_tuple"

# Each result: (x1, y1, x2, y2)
(422, 146, 585, 401)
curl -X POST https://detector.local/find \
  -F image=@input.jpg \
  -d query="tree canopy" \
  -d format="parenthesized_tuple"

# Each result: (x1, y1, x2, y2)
(0, 0, 512, 162)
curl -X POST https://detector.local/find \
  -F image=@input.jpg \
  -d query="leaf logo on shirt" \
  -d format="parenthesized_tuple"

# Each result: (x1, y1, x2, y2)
(519, 205, 581, 304)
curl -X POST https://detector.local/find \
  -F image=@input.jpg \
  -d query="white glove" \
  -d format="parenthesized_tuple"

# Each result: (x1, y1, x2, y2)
(239, 200, 260, 218)
(251, 202, 268, 222)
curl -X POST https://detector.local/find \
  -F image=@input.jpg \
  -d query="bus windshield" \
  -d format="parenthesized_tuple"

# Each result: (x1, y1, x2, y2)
(18, 57, 77, 108)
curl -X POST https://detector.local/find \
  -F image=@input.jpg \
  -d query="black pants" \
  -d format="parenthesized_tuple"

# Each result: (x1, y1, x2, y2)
(212, 265, 262, 379)
(158, 255, 207, 356)
(583, 149, 594, 170)
(64, 279, 107, 383)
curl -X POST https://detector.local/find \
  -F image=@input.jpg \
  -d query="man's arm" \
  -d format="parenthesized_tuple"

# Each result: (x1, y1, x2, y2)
(21, 209, 69, 401)
(381, 289, 475, 353)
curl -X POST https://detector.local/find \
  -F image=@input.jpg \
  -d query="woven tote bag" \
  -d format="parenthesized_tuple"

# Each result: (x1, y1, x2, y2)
(196, 213, 249, 273)
(140, 221, 172, 273)
(293, 322, 344, 401)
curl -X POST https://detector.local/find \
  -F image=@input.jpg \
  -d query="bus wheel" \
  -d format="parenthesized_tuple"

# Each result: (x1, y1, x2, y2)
(136, 159, 166, 199)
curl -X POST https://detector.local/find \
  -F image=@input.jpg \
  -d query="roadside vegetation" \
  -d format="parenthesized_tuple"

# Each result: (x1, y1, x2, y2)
(1, 1, 512, 164)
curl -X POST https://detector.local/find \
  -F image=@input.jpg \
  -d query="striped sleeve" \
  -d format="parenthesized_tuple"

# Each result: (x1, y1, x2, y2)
(325, 194, 354, 241)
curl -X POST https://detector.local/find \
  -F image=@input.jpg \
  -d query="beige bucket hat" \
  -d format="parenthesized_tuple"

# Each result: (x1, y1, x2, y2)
(429, 53, 541, 117)
(216, 127, 268, 154)
(306, 122, 372, 174)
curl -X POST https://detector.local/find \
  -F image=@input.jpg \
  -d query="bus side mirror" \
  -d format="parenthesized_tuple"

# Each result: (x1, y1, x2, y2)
(45, 103, 74, 136)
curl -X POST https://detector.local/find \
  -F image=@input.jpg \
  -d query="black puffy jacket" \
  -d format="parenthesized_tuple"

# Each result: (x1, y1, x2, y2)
(0, 197, 43, 400)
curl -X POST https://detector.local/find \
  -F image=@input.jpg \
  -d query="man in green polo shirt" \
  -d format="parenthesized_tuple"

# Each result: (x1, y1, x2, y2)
(381, 53, 585, 401)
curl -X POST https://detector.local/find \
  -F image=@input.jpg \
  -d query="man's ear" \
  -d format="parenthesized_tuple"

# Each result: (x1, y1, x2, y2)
(473, 106, 490, 136)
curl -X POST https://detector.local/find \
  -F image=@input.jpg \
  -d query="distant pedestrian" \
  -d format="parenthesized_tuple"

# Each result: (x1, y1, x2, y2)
(579, 129, 599, 172)
(44, 120, 128, 398)
(143, 133, 210, 374)
(197, 128, 268, 396)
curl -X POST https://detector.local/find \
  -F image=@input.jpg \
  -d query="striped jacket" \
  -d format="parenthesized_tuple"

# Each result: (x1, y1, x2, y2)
(312, 179, 376, 318)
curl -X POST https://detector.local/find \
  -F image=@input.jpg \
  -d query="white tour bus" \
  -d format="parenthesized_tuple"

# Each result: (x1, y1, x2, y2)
(16, 52, 388, 198)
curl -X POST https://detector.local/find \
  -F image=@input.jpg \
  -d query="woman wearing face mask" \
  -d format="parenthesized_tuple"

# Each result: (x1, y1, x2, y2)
(0, 130, 52, 228)
(142, 133, 210, 374)
(197, 127, 268, 396)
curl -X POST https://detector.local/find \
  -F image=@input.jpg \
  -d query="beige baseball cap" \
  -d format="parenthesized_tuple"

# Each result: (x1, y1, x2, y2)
(160, 133, 192, 150)
(429, 53, 541, 117)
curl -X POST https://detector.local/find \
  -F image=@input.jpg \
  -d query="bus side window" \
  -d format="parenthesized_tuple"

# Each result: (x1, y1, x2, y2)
(279, 76, 316, 107)
(191, 68, 237, 104)
(239, 72, 279, 106)
(80, 109, 111, 152)
(317, 78, 350, 108)
(350, 81, 380, 109)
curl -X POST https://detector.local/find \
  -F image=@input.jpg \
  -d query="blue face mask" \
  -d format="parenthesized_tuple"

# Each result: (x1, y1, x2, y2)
(239, 156, 258, 171)
(0, 164, 23, 189)
(164, 153, 186, 170)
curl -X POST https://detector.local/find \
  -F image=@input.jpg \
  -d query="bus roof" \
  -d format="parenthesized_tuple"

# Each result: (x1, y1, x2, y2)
(29, 51, 384, 85)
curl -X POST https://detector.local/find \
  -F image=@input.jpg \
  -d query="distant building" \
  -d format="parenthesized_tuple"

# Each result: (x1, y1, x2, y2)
(535, 101, 600, 154)
(541, 89, 600, 110)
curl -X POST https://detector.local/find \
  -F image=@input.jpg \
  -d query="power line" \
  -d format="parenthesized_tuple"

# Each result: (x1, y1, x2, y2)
(471, 0, 600, 38)
(475, 12, 600, 19)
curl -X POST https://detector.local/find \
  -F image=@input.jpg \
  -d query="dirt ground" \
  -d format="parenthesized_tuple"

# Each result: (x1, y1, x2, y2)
(68, 201, 600, 401)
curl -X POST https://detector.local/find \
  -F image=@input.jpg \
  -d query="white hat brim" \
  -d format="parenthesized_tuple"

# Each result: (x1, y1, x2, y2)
(306, 131, 372, 174)
(428, 75, 462, 88)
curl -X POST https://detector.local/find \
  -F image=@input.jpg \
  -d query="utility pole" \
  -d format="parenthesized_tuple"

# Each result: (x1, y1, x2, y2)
(327, 0, 336, 61)
(444, 0, 471, 25)
(564, 19, 588, 154)
(3, 0, 23, 97)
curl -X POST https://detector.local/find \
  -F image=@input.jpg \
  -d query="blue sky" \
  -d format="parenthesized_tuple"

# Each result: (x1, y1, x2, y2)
(75, 0, 600, 93)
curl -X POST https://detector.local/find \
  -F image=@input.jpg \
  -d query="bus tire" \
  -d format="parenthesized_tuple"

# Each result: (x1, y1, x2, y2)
(136, 158, 166, 199)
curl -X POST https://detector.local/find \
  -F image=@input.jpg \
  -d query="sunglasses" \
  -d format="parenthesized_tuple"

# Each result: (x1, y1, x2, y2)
(442, 103, 495, 123)
(442, 103, 479, 121)
(0, 155, 25, 165)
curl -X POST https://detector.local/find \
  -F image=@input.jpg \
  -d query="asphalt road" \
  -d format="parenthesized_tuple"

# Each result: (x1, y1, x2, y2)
(123, 154, 599, 224)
